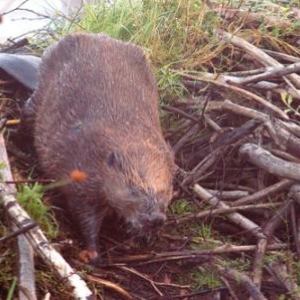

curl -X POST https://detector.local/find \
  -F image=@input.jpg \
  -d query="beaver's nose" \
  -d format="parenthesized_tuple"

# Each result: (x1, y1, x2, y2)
(149, 212, 166, 228)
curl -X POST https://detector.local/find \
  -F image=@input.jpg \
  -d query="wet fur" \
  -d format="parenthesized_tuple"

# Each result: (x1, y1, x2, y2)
(25, 33, 175, 256)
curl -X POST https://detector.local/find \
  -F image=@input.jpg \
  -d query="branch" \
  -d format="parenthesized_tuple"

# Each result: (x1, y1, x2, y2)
(239, 143, 300, 181)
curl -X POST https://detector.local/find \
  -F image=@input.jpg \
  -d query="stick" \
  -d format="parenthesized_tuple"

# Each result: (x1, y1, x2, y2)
(239, 143, 300, 181)
(193, 184, 266, 239)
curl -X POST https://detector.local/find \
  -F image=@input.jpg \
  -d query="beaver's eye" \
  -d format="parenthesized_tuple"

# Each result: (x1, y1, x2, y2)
(107, 152, 116, 166)
(107, 152, 124, 171)
(129, 186, 139, 197)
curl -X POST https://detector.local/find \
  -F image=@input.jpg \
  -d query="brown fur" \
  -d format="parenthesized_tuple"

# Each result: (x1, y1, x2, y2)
(29, 33, 175, 260)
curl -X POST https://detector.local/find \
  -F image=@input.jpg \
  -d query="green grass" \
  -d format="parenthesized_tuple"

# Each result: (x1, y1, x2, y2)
(50, 0, 227, 102)
(0, 248, 15, 298)
(191, 267, 222, 290)
(6, 277, 17, 300)
(16, 183, 58, 239)
(170, 198, 197, 215)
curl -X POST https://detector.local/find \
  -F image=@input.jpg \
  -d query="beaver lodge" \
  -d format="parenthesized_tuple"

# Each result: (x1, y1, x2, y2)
(1, 1, 300, 299)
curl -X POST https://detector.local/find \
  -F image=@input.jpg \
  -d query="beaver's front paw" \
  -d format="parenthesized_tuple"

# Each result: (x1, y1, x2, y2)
(79, 248, 101, 265)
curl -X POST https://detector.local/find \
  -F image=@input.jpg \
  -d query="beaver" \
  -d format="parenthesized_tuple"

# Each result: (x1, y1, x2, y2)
(23, 33, 175, 262)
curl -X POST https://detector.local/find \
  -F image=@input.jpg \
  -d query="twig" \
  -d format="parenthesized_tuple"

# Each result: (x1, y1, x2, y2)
(166, 202, 282, 226)
(203, 114, 222, 132)
(0, 38, 29, 53)
(85, 274, 133, 300)
(232, 179, 293, 206)
(117, 266, 165, 296)
(0, 221, 37, 243)
(0, 0, 29, 16)
(182, 149, 219, 185)
(108, 244, 286, 264)
(165, 118, 192, 139)
(172, 123, 199, 155)
(228, 62, 300, 86)
(162, 105, 200, 124)
(118, 266, 190, 289)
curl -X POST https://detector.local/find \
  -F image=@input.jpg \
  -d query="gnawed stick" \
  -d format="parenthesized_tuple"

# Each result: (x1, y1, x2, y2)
(239, 143, 300, 181)
(222, 99, 268, 121)
(0, 133, 93, 300)
(193, 184, 266, 239)
(0, 133, 37, 299)
(17, 234, 37, 300)
(205, 189, 249, 200)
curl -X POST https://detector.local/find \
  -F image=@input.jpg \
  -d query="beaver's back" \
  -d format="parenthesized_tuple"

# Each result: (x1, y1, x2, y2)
(32, 33, 163, 178)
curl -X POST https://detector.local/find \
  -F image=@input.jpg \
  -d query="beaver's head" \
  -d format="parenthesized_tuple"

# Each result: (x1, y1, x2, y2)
(101, 144, 175, 236)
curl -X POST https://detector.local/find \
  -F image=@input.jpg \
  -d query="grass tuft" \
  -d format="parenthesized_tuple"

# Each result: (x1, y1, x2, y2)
(66, 0, 227, 101)
(16, 183, 58, 239)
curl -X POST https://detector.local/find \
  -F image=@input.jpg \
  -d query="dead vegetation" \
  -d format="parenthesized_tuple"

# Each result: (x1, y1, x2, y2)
(1, 0, 300, 299)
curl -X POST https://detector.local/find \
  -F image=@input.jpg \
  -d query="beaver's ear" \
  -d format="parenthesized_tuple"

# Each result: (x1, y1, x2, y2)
(107, 152, 124, 171)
